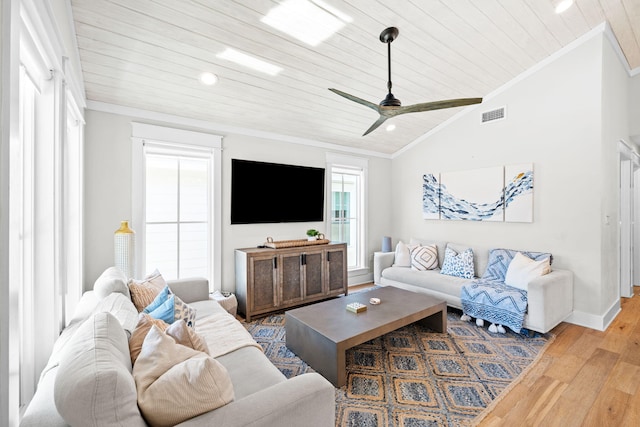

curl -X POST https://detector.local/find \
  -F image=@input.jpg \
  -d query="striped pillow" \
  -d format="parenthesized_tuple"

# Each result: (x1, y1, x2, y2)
(134, 326, 234, 426)
(129, 270, 167, 312)
(410, 244, 438, 271)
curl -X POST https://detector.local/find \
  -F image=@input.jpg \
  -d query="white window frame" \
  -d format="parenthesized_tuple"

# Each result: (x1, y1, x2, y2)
(132, 123, 222, 291)
(326, 153, 368, 275)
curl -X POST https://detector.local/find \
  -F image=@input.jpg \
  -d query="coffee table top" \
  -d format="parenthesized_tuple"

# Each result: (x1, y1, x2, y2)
(285, 286, 446, 344)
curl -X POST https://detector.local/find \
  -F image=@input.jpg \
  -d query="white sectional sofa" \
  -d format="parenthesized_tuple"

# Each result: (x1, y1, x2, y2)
(21, 268, 335, 427)
(374, 239, 574, 333)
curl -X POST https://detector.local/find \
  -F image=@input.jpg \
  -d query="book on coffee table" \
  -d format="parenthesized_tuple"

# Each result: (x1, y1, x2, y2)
(346, 302, 367, 313)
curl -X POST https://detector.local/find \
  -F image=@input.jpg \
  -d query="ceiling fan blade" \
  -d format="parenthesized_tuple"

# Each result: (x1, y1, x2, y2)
(329, 88, 380, 113)
(395, 98, 482, 115)
(362, 116, 388, 136)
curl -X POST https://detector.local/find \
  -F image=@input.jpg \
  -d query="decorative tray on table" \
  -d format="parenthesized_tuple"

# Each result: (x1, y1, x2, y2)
(263, 237, 330, 249)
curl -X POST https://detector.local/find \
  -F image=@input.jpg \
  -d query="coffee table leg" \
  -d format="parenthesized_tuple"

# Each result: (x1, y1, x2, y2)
(285, 314, 345, 387)
(418, 305, 447, 333)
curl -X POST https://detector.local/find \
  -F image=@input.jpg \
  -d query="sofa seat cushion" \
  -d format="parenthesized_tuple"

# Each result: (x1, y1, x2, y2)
(381, 266, 472, 297)
(195, 305, 262, 358)
(54, 312, 146, 427)
(216, 346, 286, 400)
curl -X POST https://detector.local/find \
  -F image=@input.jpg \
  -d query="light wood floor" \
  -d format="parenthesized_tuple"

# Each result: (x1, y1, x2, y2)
(477, 286, 640, 427)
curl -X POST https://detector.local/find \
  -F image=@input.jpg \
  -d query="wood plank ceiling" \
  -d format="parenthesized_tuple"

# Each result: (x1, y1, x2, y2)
(70, 0, 640, 155)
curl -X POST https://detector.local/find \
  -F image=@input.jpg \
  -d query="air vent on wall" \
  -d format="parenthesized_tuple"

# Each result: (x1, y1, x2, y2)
(481, 106, 506, 124)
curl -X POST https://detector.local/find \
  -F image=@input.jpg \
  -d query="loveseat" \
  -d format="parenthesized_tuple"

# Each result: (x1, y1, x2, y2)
(374, 239, 574, 333)
(21, 268, 335, 427)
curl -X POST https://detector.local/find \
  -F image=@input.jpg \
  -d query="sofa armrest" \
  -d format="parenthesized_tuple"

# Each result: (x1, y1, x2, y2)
(526, 269, 574, 333)
(167, 277, 209, 304)
(374, 251, 395, 284)
(175, 373, 335, 427)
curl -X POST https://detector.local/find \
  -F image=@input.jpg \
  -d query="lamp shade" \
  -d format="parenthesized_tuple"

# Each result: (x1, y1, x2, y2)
(114, 220, 136, 279)
(382, 236, 392, 252)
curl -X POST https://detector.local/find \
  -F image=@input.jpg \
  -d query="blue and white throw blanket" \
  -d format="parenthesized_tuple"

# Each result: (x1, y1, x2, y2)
(461, 279, 527, 333)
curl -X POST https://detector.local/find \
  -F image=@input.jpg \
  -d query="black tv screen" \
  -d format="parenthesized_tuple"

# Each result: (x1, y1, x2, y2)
(231, 159, 325, 224)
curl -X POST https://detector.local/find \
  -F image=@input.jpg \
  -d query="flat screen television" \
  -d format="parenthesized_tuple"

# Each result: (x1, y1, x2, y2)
(231, 159, 325, 224)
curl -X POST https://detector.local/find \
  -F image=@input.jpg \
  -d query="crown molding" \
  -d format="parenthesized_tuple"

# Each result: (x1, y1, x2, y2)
(86, 100, 392, 160)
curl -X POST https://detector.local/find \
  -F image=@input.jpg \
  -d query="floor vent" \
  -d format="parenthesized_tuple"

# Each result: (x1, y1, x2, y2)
(481, 106, 506, 123)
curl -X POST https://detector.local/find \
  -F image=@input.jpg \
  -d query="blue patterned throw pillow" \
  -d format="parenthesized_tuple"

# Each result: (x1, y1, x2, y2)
(482, 248, 552, 282)
(440, 247, 475, 279)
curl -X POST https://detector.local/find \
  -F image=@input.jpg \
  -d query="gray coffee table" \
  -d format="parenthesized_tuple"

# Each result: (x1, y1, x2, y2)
(285, 286, 447, 387)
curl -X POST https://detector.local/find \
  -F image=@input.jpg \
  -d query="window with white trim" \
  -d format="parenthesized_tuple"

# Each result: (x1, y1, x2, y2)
(132, 124, 222, 290)
(326, 154, 367, 271)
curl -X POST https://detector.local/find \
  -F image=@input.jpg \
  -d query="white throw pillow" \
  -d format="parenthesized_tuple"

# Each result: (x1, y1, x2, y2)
(134, 326, 234, 427)
(410, 244, 438, 271)
(393, 241, 411, 267)
(504, 252, 551, 291)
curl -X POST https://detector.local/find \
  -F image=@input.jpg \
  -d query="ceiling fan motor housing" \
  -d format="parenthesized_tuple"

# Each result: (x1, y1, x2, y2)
(380, 92, 401, 107)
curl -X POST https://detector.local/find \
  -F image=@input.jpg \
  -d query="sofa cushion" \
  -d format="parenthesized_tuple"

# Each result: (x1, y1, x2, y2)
(410, 244, 438, 271)
(93, 292, 139, 337)
(134, 326, 234, 427)
(129, 269, 167, 311)
(94, 266, 130, 300)
(393, 241, 411, 267)
(166, 318, 210, 355)
(440, 247, 475, 279)
(145, 291, 197, 328)
(381, 266, 471, 297)
(129, 313, 170, 365)
(54, 312, 146, 427)
(143, 284, 172, 314)
(504, 252, 551, 291)
(482, 248, 552, 282)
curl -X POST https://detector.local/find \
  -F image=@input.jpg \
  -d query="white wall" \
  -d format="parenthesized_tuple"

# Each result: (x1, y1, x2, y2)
(83, 109, 392, 291)
(600, 35, 632, 315)
(390, 33, 608, 325)
(630, 74, 640, 139)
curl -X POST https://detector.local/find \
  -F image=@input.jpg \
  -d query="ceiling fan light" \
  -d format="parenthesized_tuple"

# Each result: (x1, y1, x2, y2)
(386, 124, 396, 132)
(554, 0, 574, 14)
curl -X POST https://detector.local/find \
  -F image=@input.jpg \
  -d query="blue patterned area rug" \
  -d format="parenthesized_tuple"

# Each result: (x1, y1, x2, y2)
(244, 307, 553, 427)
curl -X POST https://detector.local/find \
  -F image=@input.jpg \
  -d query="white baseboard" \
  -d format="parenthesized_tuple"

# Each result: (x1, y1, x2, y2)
(348, 272, 374, 287)
(565, 300, 621, 331)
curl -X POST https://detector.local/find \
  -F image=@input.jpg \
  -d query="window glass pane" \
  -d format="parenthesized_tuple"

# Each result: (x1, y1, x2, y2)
(145, 223, 178, 279)
(146, 156, 178, 223)
(180, 222, 208, 278)
(331, 169, 362, 269)
(180, 158, 208, 222)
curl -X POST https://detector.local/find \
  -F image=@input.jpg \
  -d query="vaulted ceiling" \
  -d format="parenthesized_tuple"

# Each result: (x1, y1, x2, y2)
(70, 0, 640, 155)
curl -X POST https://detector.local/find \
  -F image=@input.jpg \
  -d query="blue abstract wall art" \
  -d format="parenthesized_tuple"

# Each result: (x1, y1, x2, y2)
(422, 164, 533, 222)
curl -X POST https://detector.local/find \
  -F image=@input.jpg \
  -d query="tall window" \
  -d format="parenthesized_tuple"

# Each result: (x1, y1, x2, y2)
(132, 123, 222, 289)
(327, 154, 367, 271)
(145, 151, 210, 279)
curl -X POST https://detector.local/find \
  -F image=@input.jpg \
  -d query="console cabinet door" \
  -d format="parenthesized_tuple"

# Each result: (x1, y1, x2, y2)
(327, 246, 347, 294)
(303, 250, 324, 299)
(280, 253, 303, 305)
(249, 255, 278, 313)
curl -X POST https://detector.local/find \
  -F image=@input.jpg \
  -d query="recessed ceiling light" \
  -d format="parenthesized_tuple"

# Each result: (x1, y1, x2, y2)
(198, 72, 218, 86)
(217, 48, 283, 76)
(261, 0, 352, 46)
(554, 0, 574, 14)
(386, 124, 396, 132)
